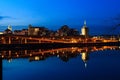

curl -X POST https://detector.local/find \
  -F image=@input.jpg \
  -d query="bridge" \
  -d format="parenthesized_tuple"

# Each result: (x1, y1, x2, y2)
(0, 35, 119, 44)
(0, 35, 72, 44)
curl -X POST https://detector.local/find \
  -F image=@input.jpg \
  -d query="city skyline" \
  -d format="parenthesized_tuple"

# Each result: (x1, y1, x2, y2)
(0, 0, 120, 35)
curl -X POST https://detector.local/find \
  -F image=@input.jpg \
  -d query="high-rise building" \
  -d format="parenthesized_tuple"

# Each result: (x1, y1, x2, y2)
(81, 20, 89, 37)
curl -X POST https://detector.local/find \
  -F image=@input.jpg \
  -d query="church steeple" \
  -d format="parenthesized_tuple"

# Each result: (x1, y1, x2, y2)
(84, 20, 86, 27)
(81, 20, 89, 37)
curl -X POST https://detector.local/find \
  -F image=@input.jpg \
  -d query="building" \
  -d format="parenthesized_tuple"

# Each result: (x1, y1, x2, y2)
(3, 25, 12, 34)
(8, 25, 12, 31)
(57, 25, 79, 36)
(0, 31, 3, 35)
(14, 29, 28, 35)
(57, 25, 70, 36)
(28, 26, 40, 36)
(28, 25, 50, 36)
(68, 28, 79, 36)
(81, 20, 89, 37)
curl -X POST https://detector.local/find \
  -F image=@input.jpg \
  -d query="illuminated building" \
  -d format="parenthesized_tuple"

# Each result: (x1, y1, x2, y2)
(14, 29, 28, 35)
(28, 25, 49, 36)
(28, 26, 40, 36)
(0, 32, 3, 35)
(81, 20, 89, 37)
(8, 25, 12, 31)
(4, 25, 13, 34)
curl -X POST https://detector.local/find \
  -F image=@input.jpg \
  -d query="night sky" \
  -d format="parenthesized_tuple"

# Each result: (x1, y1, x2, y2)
(0, 0, 120, 35)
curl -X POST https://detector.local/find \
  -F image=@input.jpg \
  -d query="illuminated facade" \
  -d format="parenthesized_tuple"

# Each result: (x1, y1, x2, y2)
(8, 25, 12, 31)
(14, 29, 28, 35)
(4, 25, 13, 34)
(28, 25, 50, 36)
(0, 32, 3, 35)
(81, 20, 89, 37)
(28, 26, 40, 36)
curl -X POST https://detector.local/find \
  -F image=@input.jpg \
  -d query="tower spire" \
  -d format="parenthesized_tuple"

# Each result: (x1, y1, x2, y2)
(84, 20, 86, 26)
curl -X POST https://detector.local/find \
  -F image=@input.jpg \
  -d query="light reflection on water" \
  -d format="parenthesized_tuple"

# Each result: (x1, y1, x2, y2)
(2, 46, 120, 80)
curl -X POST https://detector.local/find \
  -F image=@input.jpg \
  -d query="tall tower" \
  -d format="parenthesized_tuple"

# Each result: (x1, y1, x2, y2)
(81, 20, 89, 37)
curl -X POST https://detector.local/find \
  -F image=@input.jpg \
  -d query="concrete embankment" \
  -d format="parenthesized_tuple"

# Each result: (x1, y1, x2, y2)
(0, 42, 120, 50)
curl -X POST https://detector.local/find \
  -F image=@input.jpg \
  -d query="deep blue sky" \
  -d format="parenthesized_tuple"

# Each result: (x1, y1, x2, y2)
(0, 0, 120, 34)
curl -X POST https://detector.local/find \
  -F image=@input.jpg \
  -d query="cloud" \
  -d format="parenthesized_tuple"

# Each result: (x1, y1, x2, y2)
(0, 16, 11, 20)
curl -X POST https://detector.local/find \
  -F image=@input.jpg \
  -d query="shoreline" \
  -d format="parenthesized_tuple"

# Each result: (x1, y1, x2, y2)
(0, 42, 120, 50)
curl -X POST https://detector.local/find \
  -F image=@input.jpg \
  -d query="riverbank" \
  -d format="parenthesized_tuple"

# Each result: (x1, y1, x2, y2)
(0, 42, 120, 50)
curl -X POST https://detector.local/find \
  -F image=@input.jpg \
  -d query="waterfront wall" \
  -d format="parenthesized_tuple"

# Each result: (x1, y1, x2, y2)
(0, 42, 120, 50)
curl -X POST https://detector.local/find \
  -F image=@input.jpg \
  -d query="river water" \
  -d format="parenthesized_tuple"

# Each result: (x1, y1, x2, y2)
(2, 46, 120, 80)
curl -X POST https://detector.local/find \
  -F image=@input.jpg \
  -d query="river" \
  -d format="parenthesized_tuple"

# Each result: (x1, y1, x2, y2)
(2, 46, 120, 80)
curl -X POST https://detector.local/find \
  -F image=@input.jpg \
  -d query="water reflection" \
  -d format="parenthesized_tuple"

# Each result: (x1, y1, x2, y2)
(2, 46, 120, 80)
(1, 46, 119, 65)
